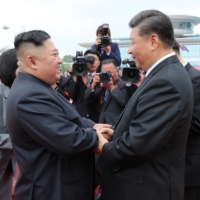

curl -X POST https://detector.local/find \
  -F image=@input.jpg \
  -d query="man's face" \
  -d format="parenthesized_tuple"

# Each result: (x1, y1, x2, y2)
(86, 53, 100, 73)
(36, 39, 62, 85)
(101, 63, 118, 83)
(128, 27, 152, 71)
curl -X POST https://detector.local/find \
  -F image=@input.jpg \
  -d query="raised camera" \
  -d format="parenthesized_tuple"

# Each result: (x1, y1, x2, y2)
(99, 70, 111, 83)
(99, 24, 111, 48)
(121, 59, 140, 82)
(72, 51, 95, 76)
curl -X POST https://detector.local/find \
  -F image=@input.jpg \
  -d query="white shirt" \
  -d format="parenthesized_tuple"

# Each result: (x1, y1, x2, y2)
(183, 61, 188, 67)
(145, 52, 175, 77)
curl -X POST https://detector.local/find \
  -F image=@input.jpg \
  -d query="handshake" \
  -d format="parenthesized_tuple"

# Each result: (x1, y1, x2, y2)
(92, 123, 114, 155)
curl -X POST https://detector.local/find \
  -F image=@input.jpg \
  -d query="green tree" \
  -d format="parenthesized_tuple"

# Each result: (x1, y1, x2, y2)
(60, 55, 73, 73)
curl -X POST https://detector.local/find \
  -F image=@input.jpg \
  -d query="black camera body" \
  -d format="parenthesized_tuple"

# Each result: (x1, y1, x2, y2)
(121, 59, 140, 83)
(100, 36, 111, 48)
(99, 70, 111, 84)
(99, 24, 111, 48)
(72, 51, 95, 76)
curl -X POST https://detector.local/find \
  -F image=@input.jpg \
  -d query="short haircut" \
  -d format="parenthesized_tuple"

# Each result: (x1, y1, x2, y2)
(96, 24, 111, 37)
(14, 30, 51, 52)
(84, 49, 101, 59)
(172, 39, 180, 54)
(0, 49, 18, 87)
(129, 10, 174, 47)
(101, 59, 117, 68)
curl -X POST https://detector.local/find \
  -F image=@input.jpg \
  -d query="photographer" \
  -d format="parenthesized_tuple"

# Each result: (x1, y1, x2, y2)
(67, 49, 101, 122)
(91, 24, 121, 72)
(84, 59, 128, 126)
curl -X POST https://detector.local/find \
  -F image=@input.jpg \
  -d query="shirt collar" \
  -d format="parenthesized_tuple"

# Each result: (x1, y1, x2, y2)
(145, 52, 175, 77)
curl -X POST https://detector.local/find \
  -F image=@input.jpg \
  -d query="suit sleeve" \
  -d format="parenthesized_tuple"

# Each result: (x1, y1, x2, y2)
(189, 71, 200, 136)
(16, 91, 98, 157)
(0, 134, 12, 149)
(111, 83, 128, 106)
(83, 86, 101, 103)
(67, 77, 79, 99)
(102, 79, 183, 168)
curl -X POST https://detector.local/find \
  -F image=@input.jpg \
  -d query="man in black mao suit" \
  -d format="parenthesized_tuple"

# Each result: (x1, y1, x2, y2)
(6, 30, 111, 200)
(173, 40, 200, 200)
(94, 10, 194, 200)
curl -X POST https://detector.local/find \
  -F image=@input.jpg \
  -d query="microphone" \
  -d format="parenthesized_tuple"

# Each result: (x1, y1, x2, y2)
(122, 59, 129, 65)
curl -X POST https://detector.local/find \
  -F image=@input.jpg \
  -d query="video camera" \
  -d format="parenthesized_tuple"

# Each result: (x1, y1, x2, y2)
(72, 51, 95, 76)
(99, 24, 111, 48)
(121, 59, 140, 82)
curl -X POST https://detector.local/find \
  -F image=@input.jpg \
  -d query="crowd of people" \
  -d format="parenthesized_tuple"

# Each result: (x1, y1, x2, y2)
(0, 9, 200, 200)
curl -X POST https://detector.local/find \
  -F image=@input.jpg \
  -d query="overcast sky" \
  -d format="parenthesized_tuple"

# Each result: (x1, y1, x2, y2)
(1, 0, 200, 58)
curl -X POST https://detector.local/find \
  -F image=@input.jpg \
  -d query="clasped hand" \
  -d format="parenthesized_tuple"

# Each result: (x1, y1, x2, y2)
(93, 123, 114, 155)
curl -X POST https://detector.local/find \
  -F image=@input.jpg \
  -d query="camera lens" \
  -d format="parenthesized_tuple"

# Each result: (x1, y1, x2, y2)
(100, 71, 110, 83)
(72, 63, 88, 76)
(122, 68, 140, 82)
(77, 66, 84, 73)
(126, 70, 136, 79)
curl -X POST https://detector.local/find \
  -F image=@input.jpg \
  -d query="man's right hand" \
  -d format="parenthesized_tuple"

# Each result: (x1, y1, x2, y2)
(91, 74, 100, 90)
(93, 129, 109, 155)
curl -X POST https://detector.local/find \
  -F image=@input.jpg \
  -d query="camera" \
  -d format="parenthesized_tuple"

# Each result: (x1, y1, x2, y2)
(99, 70, 111, 84)
(121, 59, 140, 82)
(72, 51, 95, 76)
(99, 24, 111, 48)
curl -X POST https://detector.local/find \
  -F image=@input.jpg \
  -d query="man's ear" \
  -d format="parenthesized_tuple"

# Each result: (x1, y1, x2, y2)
(26, 55, 38, 70)
(149, 34, 159, 50)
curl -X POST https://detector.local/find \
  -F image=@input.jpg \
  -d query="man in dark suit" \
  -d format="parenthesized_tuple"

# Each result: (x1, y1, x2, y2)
(173, 39, 200, 200)
(68, 49, 101, 122)
(94, 10, 194, 200)
(0, 49, 17, 200)
(84, 59, 128, 126)
(6, 30, 111, 200)
(91, 24, 121, 72)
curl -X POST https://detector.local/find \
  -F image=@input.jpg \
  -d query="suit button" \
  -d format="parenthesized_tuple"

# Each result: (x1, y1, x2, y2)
(112, 167, 120, 172)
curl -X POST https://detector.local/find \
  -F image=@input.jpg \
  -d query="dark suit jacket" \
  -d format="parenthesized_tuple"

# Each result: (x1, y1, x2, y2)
(68, 76, 100, 122)
(184, 63, 200, 187)
(0, 84, 16, 182)
(85, 79, 128, 126)
(56, 75, 71, 100)
(101, 55, 193, 200)
(6, 73, 98, 200)
(91, 42, 121, 72)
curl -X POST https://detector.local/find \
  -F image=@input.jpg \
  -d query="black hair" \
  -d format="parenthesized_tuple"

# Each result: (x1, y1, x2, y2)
(14, 30, 50, 51)
(84, 49, 101, 59)
(101, 59, 117, 68)
(129, 10, 174, 47)
(0, 49, 18, 87)
(96, 24, 111, 37)
(172, 39, 180, 53)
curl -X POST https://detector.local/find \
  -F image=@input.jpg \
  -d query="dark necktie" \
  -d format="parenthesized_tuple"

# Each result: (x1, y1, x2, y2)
(104, 89, 110, 102)
(88, 74, 93, 84)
